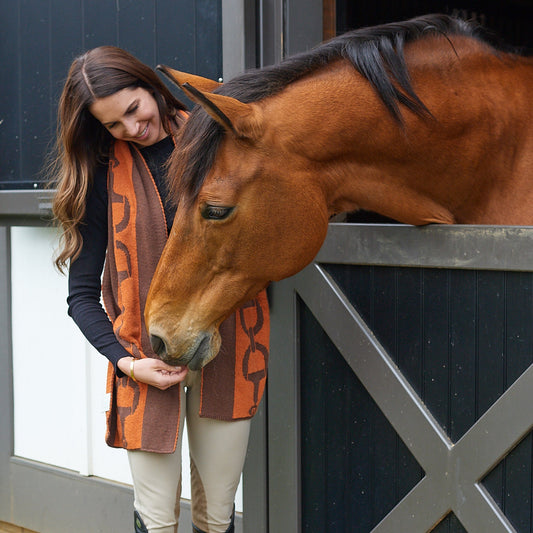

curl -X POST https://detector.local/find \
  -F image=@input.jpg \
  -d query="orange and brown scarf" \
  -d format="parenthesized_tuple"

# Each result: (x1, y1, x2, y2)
(102, 138, 269, 453)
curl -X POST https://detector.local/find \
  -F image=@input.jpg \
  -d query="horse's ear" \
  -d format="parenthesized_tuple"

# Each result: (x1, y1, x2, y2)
(184, 84, 263, 139)
(157, 65, 262, 139)
(157, 65, 222, 92)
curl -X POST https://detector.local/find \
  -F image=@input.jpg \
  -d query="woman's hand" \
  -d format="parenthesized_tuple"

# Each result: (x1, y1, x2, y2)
(117, 356, 189, 390)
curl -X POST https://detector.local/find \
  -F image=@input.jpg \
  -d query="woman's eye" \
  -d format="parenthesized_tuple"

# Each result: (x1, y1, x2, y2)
(201, 205, 234, 220)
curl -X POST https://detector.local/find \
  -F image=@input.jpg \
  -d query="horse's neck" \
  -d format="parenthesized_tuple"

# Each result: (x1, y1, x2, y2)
(272, 53, 532, 225)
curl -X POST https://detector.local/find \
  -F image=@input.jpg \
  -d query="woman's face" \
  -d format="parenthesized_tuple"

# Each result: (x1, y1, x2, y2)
(89, 86, 166, 147)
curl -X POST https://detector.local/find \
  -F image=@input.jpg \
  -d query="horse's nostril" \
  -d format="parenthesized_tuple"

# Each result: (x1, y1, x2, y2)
(150, 334, 166, 357)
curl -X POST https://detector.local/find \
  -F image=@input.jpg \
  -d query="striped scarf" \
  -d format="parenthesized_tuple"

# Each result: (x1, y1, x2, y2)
(102, 138, 269, 453)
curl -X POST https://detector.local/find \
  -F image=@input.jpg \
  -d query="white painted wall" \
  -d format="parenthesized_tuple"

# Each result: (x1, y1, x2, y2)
(10, 226, 243, 509)
(11, 226, 132, 484)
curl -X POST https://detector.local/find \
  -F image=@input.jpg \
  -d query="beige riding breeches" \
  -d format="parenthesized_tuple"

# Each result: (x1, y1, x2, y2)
(127, 370, 251, 533)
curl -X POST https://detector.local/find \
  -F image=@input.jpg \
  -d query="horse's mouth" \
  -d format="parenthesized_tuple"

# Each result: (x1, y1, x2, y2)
(150, 331, 213, 370)
(185, 334, 212, 370)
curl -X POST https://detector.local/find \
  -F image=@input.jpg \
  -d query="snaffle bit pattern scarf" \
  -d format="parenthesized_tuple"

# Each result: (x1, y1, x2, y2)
(102, 138, 269, 453)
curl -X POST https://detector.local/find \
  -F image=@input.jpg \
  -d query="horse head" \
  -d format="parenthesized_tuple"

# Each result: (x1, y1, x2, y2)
(145, 67, 329, 368)
(146, 15, 533, 368)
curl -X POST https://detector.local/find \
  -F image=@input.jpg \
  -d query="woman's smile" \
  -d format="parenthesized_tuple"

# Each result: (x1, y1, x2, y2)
(137, 123, 148, 138)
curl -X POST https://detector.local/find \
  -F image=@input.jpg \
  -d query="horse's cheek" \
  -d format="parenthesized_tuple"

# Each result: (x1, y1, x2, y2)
(269, 210, 327, 280)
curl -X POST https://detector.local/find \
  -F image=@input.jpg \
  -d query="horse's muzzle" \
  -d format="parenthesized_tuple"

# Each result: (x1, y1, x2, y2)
(150, 332, 212, 370)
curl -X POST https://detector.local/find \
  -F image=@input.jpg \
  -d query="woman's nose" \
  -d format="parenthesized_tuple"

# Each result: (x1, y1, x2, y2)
(123, 118, 138, 137)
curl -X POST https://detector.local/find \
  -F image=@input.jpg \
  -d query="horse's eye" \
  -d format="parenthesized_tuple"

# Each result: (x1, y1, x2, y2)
(201, 205, 234, 220)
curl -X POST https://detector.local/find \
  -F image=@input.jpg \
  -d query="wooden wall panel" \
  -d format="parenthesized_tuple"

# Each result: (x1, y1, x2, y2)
(300, 264, 533, 531)
(0, 0, 222, 189)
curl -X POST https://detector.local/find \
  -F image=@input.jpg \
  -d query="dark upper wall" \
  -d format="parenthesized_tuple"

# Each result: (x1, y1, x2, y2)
(0, 0, 222, 190)
(335, 0, 533, 52)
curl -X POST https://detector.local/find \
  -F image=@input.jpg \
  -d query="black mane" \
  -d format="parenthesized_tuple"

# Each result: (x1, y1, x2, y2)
(221, 14, 477, 115)
(171, 14, 483, 205)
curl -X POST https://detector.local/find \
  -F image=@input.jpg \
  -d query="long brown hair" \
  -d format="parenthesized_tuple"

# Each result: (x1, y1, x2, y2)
(50, 46, 186, 272)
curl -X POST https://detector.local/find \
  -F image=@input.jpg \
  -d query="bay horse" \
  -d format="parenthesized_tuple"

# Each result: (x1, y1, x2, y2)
(145, 14, 533, 368)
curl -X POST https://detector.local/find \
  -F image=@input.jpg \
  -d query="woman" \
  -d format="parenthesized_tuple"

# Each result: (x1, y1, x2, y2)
(51, 46, 269, 533)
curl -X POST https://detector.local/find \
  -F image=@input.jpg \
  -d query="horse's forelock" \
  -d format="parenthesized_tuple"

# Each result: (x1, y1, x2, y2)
(167, 108, 223, 209)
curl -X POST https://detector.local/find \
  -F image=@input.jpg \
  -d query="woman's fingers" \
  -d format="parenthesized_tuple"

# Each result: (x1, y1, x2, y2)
(132, 357, 189, 390)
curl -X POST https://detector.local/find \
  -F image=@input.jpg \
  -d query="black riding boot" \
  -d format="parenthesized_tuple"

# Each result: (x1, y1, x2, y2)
(134, 510, 149, 533)
(192, 506, 235, 533)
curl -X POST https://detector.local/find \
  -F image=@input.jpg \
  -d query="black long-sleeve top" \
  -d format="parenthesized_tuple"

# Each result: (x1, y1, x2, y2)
(67, 136, 176, 375)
